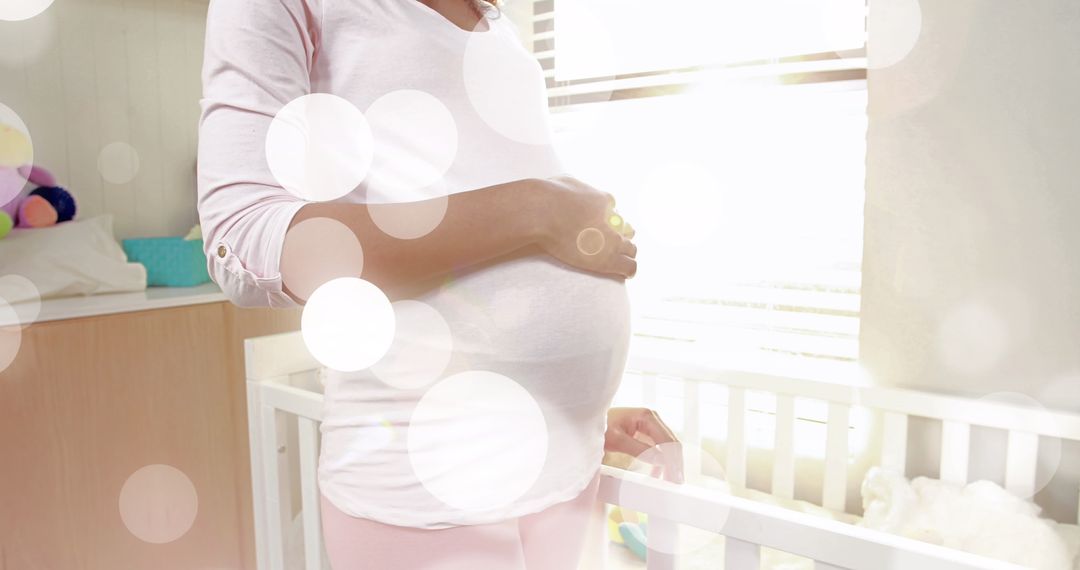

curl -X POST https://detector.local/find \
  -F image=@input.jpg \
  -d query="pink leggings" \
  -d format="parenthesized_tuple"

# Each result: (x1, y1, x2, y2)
(320, 473, 601, 570)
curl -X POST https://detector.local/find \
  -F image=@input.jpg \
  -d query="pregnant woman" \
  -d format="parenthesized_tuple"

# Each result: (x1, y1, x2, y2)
(198, 0, 680, 568)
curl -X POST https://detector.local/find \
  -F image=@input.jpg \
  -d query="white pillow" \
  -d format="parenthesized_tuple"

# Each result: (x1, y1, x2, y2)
(0, 215, 147, 304)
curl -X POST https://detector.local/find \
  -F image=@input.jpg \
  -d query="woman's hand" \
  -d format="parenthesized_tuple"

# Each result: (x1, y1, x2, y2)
(533, 176, 638, 279)
(603, 407, 684, 483)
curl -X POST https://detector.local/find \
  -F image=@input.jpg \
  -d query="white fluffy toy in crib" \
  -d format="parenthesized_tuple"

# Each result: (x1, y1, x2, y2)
(860, 467, 1080, 570)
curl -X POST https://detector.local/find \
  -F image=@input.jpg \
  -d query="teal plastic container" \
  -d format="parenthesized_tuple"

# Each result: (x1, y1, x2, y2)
(122, 237, 211, 287)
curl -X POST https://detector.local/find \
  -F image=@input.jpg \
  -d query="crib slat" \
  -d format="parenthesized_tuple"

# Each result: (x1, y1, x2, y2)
(880, 412, 908, 475)
(298, 418, 324, 570)
(939, 420, 970, 485)
(772, 394, 796, 499)
(646, 517, 677, 570)
(260, 404, 287, 570)
(247, 382, 272, 570)
(683, 380, 703, 478)
(725, 537, 760, 569)
(726, 387, 747, 488)
(822, 402, 849, 512)
(1004, 430, 1038, 499)
(642, 373, 658, 410)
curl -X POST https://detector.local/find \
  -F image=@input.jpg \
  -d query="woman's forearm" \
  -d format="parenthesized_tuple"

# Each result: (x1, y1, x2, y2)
(283, 178, 548, 300)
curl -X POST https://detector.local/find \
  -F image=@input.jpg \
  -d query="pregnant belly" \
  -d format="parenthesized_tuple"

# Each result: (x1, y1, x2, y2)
(318, 255, 631, 525)
(417, 254, 632, 412)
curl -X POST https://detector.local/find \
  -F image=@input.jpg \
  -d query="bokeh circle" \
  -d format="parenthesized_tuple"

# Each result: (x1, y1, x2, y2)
(0, 274, 42, 329)
(936, 299, 1009, 376)
(0, 102, 33, 205)
(301, 278, 395, 372)
(975, 391, 1062, 500)
(118, 464, 199, 544)
(0, 0, 55, 21)
(867, 0, 923, 69)
(408, 371, 548, 512)
(98, 141, 141, 184)
(266, 93, 373, 202)
(0, 298, 22, 373)
(576, 227, 605, 256)
(365, 90, 458, 199)
(280, 217, 365, 302)
(371, 300, 453, 390)
(463, 29, 553, 145)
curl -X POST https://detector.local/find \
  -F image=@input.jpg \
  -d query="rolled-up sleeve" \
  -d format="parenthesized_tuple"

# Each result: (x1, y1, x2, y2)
(197, 0, 319, 307)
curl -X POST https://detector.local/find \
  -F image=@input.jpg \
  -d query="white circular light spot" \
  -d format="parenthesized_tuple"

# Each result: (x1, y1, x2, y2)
(367, 197, 449, 241)
(118, 464, 198, 544)
(638, 160, 722, 247)
(409, 371, 547, 512)
(0, 274, 41, 329)
(0, 0, 54, 21)
(975, 392, 1061, 500)
(616, 442, 727, 556)
(1038, 373, 1080, 410)
(301, 278, 395, 372)
(281, 217, 364, 302)
(0, 298, 22, 373)
(819, 0, 867, 55)
(363, 89, 455, 240)
(576, 227, 605, 256)
(266, 94, 373, 202)
(464, 30, 553, 145)
(937, 300, 1009, 376)
(0, 102, 33, 205)
(868, 0, 923, 69)
(365, 90, 458, 199)
(371, 300, 453, 390)
(98, 141, 140, 184)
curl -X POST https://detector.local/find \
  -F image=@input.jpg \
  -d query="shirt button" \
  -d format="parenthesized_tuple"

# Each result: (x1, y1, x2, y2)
(217, 245, 227, 258)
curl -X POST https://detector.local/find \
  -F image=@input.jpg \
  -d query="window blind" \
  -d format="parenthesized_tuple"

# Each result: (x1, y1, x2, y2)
(531, 0, 867, 108)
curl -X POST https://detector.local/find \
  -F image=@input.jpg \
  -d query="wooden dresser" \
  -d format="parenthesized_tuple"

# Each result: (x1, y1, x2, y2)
(0, 286, 300, 570)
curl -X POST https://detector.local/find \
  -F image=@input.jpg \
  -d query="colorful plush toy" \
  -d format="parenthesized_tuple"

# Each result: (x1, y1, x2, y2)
(0, 122, 77, 237)
(0, 164, 77, 236)
(609, 506, 649, 561)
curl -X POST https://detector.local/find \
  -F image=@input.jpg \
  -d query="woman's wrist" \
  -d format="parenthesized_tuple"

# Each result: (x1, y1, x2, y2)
(514, 177, 555, 247)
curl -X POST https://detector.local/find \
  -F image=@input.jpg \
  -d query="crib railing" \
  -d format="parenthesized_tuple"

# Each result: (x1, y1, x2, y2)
(598, 467, 1020, 570)
(244, 331, 1045, 570)
(625, 354, 1080, 522)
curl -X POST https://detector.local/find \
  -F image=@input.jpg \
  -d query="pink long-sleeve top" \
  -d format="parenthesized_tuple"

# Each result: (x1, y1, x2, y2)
(198, 0, 631, 528)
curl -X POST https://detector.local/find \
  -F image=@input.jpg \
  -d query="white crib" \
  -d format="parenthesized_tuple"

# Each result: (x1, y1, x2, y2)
(244, 331, 1080, 570)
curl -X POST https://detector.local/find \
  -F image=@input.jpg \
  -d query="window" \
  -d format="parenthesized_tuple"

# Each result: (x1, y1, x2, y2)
(520, 0, 868, 386)
(515, 0, 871, 457)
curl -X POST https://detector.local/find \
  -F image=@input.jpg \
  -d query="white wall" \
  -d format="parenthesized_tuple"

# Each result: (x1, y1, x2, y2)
(862, 0, 1080, 520)
(0, 0, 207, 240)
